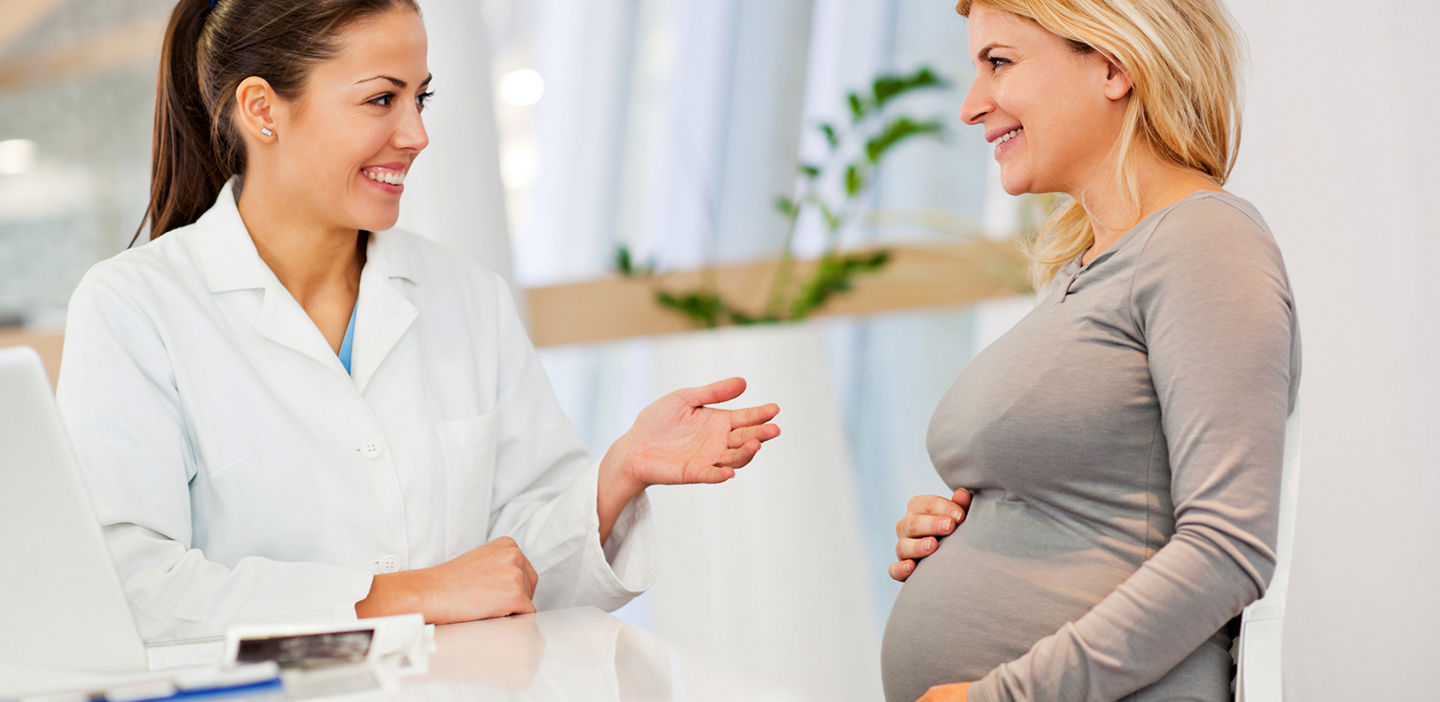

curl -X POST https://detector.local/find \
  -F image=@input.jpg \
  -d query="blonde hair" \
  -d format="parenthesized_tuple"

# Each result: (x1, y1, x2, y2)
(956, 0, 1244, 289)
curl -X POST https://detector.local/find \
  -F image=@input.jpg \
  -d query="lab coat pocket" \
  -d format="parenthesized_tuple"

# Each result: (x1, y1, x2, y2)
(439, 411, 499, 558)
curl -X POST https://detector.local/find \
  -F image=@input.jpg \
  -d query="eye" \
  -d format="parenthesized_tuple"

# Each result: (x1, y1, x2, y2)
(368, 92, 395, 107)
(416, 90, 434, 111)
(987, 56, 1012, 70)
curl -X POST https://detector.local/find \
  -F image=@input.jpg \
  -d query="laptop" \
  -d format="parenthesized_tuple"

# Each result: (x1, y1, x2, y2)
(0, 345, 149, 674)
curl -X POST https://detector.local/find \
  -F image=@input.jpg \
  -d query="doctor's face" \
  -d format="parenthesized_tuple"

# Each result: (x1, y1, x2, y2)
(268, 8, 431, 233)
(958, 5, 1127, 197)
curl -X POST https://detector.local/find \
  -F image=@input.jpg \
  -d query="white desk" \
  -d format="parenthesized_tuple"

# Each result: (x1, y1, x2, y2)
(4, 608, 788, 701)
(405, 607, 785, 701)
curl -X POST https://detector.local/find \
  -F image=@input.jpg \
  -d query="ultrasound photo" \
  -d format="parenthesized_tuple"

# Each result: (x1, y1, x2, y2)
(235, 628, 375, 669)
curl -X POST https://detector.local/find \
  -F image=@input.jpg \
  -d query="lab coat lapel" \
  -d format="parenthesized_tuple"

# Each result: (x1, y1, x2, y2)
(254, 279, 350, 375)
(197, 180, 350, 375)
(350, 231, 417, 394)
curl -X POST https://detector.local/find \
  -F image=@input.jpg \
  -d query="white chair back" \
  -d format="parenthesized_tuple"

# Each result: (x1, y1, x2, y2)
(1234, 403, 1303, 702)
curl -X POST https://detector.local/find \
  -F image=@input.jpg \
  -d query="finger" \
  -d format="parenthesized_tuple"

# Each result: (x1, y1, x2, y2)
(888, 559, 916, 582)
(898, 512, 958, 539)
(952, 487, 975, 510)
(725, 402, 780, 428)
(896, 536, 939, 561)
(691, 465, 737, 484)
(680, 377, 747, 407)
(716, 441, 762, 469)
(906, 495, 966, 521)
(726, 423, 780, 449)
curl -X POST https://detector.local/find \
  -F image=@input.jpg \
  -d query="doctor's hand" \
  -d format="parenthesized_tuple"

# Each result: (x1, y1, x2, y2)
(596, 377, 780, 543)
(889, 488, 973, 582)
(616, 377, 780, 486)
(356, 536, 538, 624)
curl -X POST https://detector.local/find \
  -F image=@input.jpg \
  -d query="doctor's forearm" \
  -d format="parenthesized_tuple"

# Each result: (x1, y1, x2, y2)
(597, 433, 646, 546)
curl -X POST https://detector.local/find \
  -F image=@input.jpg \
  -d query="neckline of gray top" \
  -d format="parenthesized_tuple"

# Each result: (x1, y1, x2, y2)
(1061, 189, 1249, 281)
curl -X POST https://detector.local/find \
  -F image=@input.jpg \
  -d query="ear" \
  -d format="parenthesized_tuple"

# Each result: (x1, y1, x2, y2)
(1102, 59, 1133, 102)
(234, 76, 279, 141)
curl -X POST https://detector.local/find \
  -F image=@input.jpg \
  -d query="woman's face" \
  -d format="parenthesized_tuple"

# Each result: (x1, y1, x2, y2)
(268, 8, 431, 233)
(959, 5, 1129, 197)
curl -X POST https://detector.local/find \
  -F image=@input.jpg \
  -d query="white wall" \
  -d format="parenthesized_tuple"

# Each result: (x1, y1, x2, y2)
(1224, 1, 1440, 699)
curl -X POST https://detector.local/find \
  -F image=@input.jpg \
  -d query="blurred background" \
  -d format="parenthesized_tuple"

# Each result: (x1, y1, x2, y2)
(1, 0, 1436, 700)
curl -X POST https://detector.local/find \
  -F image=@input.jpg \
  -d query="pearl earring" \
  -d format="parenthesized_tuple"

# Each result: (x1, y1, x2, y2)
(261, 127, 274, 137)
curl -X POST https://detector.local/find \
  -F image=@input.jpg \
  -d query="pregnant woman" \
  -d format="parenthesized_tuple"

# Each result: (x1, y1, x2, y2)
(881, 1, 1300, 700)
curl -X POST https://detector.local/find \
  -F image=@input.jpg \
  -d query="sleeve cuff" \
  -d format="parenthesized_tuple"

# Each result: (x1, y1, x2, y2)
(598, 481, 656, 595)
(535, 460, 657, 610)
(329, 568, 378, 622)
(966, 673, 1005, 702)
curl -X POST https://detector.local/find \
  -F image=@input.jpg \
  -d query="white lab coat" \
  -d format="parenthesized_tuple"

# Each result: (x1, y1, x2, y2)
(55, 180, 655, 642)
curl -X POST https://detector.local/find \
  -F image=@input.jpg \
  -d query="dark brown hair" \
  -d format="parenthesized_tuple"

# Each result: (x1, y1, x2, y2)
(136, 0, 420, 244)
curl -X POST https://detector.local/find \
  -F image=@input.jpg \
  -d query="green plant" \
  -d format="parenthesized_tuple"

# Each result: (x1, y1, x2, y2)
(622, 66, 951, 328)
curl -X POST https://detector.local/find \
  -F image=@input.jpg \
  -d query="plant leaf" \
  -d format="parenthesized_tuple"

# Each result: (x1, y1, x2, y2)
(844, 163, 864, 197)
(798, 163, 821, 179)
(787, 250, 892, 320)
(864, 117, 946, 163)
(805, 194, 840, 231)
(616, 245, 634, 275)
(872, 65, 950, 110)
(773, 195, 797, 217)
(818, 122, 838, 148)
(847, 92, 865, 122)
(656, 290, 729, 328)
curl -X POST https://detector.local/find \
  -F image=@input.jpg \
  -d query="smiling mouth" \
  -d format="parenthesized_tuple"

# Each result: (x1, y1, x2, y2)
(993, 127, 1022, 145)
(362, 167, 406, 186)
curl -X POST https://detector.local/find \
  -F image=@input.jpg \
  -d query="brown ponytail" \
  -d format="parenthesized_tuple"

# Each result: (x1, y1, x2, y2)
(135, 0, 420, 245)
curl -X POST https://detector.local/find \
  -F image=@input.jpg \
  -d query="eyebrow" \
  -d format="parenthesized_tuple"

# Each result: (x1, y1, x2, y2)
(354, 73, 434, 89)
(976, 44, 1015, 61)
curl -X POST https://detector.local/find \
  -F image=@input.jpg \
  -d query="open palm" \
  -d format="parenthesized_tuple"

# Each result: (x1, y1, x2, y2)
(622, 377, 781, 486)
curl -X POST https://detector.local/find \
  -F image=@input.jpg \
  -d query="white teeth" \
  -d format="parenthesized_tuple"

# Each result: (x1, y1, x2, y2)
(363, 169, 405, 186)
(995, 128, 1022, 145)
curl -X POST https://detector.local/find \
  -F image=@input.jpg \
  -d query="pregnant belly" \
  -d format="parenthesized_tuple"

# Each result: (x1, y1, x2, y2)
(881, 495, 1144, 702)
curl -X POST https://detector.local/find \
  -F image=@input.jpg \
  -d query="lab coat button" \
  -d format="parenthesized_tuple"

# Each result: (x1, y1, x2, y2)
(378, 555, 401, 573)
(359, 441, 384, 460)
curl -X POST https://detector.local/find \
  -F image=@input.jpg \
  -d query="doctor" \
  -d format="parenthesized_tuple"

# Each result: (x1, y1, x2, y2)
(56, 0, 780, 642)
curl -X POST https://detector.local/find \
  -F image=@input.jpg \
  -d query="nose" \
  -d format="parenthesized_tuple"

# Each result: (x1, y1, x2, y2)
(959, 74, 991, 126)
(395, 104, 429, 153)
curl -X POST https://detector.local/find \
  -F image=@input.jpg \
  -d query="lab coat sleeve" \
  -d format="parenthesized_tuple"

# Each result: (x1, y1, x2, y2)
(56, 266, 375, 642)
(480, 275, 657, 611)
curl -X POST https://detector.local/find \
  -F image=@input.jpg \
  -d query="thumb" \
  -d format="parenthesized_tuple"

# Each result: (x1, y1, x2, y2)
(953, 487, 974, 510)
(681, 377, 747, 407)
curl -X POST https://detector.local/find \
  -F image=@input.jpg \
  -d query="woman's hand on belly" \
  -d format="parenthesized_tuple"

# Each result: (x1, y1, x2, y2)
(889, 488, 974, 581)
(918, 681, 971, 701)
(355, 536, 539, 624)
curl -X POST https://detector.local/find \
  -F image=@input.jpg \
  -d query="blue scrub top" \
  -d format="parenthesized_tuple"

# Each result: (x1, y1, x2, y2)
(338, 303, 357, 375)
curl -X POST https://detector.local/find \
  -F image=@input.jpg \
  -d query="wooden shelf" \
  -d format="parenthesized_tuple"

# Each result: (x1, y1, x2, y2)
(526, 238, 1030, 347)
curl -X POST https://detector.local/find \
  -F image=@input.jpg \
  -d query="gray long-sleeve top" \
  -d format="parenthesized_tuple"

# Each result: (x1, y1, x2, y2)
(881, 191, 1301, 702)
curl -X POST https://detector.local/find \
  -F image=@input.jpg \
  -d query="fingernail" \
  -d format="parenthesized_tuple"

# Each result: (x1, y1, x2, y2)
(951, 510, 963, 521)
(939, 520, 952, 533)
(904, 561, 913, 572)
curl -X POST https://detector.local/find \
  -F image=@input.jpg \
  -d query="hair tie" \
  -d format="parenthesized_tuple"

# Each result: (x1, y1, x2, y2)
(209, 0, 216, 8)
